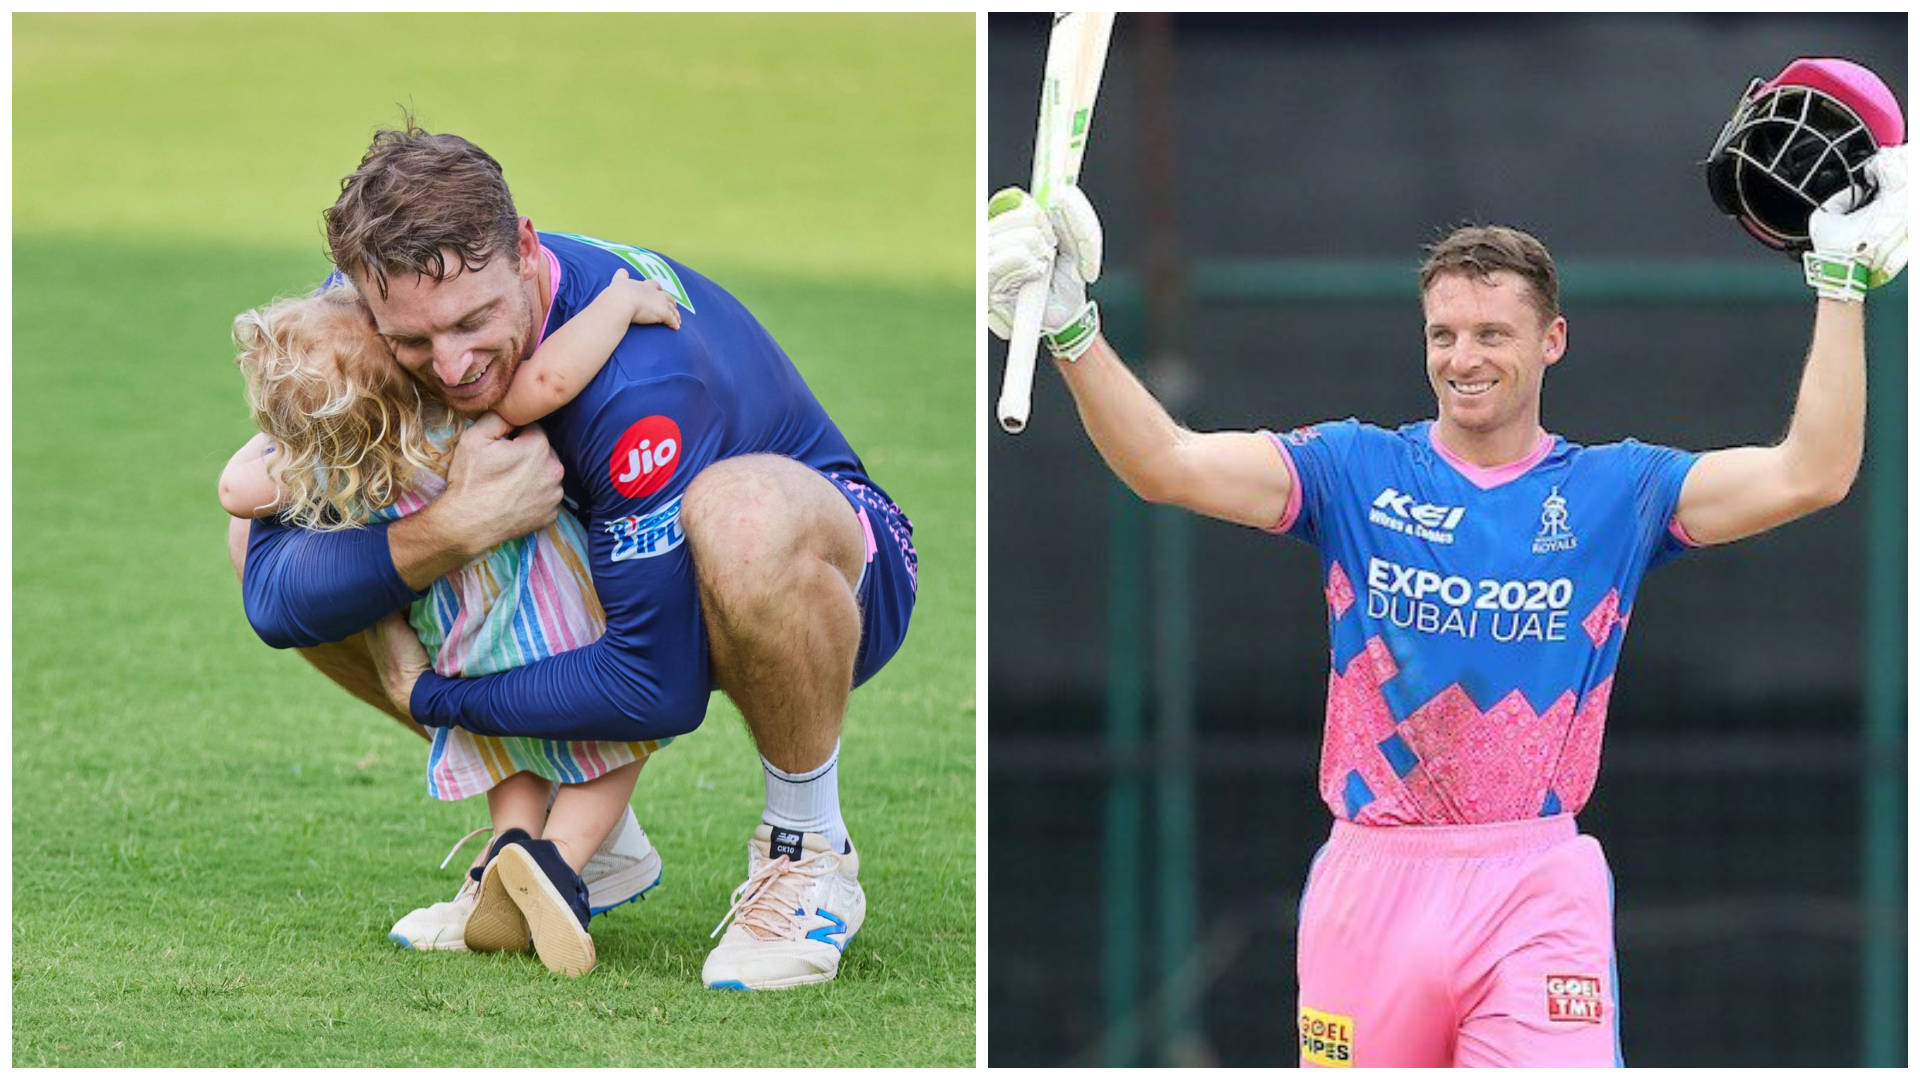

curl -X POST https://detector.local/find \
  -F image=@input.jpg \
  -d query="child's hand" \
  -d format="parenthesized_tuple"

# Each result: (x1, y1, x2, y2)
(608, 268, 681, 330)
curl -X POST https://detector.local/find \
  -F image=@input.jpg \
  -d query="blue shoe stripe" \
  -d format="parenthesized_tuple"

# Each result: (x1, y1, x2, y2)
(805, 908, 851, 950)
(708, 980, 752, 991)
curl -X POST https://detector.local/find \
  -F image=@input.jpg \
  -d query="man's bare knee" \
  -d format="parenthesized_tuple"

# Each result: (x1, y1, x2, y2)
(681, 456, 865, 595)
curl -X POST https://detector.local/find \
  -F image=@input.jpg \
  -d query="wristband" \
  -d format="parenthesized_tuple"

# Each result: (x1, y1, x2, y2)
(1045, 301, 1101, 361)
(1803, 253, 1870, 302)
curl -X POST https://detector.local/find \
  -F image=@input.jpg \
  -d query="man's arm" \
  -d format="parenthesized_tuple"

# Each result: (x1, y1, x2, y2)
(1056, 335, 1292, 529)
(989, 184, 1292, 529)
(1673, 300, 1864, 545)
(240, 413, 566, 647)
(1676, 143, 1906, 546)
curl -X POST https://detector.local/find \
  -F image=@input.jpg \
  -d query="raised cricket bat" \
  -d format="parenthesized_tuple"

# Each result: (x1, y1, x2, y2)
(997, 11, 1115, 434)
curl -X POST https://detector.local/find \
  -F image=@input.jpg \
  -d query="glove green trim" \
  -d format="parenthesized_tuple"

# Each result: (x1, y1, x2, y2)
(988, 187, 1027, 218)
(1045, 301, 1100, 361)
(1803, 253, 1870, 301)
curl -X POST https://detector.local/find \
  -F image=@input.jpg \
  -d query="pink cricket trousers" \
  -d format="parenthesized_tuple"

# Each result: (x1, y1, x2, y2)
(1295, 815, 1621, 1068)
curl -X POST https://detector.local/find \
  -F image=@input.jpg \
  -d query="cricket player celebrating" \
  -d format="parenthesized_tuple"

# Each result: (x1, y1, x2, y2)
(987, 59, 1904, 1066)
(231, 122, 916, 990)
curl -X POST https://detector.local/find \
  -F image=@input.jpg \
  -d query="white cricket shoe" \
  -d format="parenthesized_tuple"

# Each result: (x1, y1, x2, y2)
(585, 805, 664, 915)
(389, 806, 662, 952)
(389, 873, 480, 952)
(702, 825, 866, 990)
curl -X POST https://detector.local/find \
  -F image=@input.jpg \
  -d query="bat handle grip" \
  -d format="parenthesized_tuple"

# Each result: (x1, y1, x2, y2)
(997, 272, 1051, 434)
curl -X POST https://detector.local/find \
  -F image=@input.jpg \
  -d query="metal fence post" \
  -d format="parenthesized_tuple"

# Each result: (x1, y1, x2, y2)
(1859, 280, 1905, 1067)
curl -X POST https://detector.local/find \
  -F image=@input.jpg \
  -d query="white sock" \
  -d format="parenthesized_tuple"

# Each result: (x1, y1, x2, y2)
(762, 741, 848, 854)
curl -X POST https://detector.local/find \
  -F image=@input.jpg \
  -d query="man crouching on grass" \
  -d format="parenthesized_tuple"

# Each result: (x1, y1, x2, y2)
(225, 118, 917, 987)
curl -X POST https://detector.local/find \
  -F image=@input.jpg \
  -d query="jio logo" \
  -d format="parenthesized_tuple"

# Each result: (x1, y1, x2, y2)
(609, 415, 682, 499)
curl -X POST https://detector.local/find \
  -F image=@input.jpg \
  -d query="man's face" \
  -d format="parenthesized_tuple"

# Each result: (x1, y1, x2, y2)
(358, 223, 544, 416)
(1420, 270, 1565, 436)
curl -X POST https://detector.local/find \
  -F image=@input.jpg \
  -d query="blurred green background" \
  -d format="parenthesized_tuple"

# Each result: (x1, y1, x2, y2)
(15, 13, 974, 1066)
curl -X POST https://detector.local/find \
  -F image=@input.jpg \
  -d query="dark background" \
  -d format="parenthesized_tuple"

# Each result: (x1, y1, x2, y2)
(986, 13, 1907, 1067)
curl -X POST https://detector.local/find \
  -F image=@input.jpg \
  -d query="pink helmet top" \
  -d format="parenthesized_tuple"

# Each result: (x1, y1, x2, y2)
(1763, 57, 1905, 147)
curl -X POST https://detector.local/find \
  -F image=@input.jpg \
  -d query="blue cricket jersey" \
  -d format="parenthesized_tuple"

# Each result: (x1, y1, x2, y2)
(242, 232, 876, 741)
(1271, 419, 1696, 825)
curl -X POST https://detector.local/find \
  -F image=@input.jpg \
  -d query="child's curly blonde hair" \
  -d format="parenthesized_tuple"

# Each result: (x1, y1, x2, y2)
(233, 283, 452, 530)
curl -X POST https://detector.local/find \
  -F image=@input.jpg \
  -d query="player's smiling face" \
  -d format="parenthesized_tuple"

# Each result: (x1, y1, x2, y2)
(1421, 270, 1565, 438)
(358, 221, 546, 416)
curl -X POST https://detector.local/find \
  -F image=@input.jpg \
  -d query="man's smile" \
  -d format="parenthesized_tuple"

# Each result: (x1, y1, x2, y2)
(451, 358, 494, 387)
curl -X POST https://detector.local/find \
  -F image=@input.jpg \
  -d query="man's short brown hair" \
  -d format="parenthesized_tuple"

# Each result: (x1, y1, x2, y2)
(324, 118, 520, 300)
(1418, 225, 1560, 328)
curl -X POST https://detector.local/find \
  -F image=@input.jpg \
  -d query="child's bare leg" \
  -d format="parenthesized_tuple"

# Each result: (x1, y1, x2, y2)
(543, 760, 646, 872)
(488, 771, 551, 841)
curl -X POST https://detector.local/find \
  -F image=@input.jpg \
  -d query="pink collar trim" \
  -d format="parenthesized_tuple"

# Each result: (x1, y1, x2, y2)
(1428, 425, 1555, 490)
(535, 244, 563, 345)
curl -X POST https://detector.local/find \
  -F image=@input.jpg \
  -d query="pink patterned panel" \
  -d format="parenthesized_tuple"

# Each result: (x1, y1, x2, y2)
(1582, 588, 1623, 648)
(1325, 561, 1356, 619)
(1551, 677, 1614, 813)
(1319, 636, 1419, 824)
(1401, 686, 1577, 823)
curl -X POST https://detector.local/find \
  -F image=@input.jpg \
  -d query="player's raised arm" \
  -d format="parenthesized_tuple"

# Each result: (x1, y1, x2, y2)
(988, 184, 1292, 529)
(494, 269, 681, 428)
(1676, 145, 1906, 545)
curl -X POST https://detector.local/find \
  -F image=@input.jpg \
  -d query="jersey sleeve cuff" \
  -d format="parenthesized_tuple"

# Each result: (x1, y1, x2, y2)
(1667, 514, 1703, 548)
(409, 671, 454, 727)
(1262, 430, 1305, 534)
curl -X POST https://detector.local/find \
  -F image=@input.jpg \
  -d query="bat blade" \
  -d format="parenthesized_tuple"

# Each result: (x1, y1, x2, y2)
(998, 11, 1116, 435)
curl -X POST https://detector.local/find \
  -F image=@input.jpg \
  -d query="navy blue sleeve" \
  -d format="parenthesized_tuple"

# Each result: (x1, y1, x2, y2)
(241, 516, 425, 648)
(407, 372, 720, 740)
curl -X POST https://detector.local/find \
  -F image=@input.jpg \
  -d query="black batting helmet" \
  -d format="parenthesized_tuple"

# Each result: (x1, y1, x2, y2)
(1705, 58, 1904, 255)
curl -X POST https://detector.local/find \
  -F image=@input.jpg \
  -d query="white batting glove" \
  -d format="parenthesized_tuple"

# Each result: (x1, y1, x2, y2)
(1043, 184, 1104, 360)
(1806, 144, 1908, 302)
(987, 186, 1053, 338)
(986, 185, 1105, 359)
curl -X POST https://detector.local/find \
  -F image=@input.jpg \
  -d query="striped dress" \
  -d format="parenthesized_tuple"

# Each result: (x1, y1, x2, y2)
(370, 441, 670, 800)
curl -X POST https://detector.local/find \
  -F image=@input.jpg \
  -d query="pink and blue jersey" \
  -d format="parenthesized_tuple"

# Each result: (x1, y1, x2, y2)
(1269, 419, 1696, 826)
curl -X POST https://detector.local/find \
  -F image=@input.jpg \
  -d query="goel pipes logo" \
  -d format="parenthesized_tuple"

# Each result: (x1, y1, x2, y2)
(1298, 1006, 1354, 1067)
(610, 415, 682, 499)
(1545, 973, 1604, 1023)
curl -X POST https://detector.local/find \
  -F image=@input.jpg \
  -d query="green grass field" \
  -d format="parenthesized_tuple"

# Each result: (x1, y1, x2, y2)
(13, 14, 974, 1067)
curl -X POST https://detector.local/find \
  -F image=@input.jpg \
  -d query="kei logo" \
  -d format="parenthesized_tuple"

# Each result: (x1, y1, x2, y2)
(610, 415, 682, 499)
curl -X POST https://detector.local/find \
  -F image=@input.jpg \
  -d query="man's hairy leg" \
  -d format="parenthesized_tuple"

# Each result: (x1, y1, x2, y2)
(227, 516, 430, 742)
(682, 456, 865, 774)
(686, 455, 869, 990)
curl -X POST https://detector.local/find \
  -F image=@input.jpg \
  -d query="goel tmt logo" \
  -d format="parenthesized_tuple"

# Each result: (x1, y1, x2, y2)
(1545, 973, 1604, 1023)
